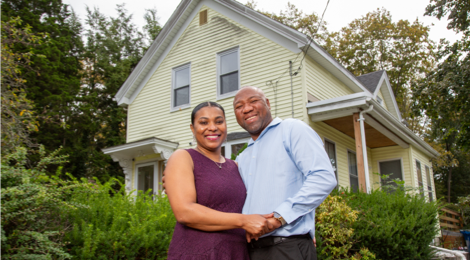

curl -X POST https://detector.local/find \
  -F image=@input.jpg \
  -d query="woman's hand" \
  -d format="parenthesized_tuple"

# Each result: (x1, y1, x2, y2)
(242, 213, 275, 242)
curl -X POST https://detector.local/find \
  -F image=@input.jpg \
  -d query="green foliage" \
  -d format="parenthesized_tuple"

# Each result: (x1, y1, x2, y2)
(231, 143, 248, 160)
(1, 17, 42, 153)
(323, 8, 436, 128)
(332, 188, 440, 260)
(457, 195, 470, 228)
(315, 195, 376, 260)
(1, 147, 93, 259)
(64, 180, 176, 259)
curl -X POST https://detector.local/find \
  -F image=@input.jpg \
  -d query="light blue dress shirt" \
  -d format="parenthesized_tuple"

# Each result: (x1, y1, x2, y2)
(236, 117, 337, 239)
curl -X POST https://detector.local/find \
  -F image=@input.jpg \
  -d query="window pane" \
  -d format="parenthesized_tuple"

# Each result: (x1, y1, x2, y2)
(350, 175, 359, 192)
(221, 146, 225, 157)
(348, 152, 357, 176)
(175, 67, 189, 89)
(174, 86, 189, 107)
(220, 51, 238, 74)
(138, 165, 154, 193)
(231, 143, 247, 157)
(220, 71, 238, 94)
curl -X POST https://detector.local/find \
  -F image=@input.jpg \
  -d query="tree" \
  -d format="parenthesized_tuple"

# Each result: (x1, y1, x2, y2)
(411, 0, 470, 202)
(323, 8, 436, 126)
(245, 1, 328, 45)
(69, 5, 162, 180)
(1, 17, 41, 154)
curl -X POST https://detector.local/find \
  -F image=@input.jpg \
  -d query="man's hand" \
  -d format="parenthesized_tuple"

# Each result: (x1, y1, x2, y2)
(313, 237, 316, 247)
(245, 214, 282, 242)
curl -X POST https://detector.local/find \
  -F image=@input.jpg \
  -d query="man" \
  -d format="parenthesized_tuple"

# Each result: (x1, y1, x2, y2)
(163, 86, 336, 259)
(233, 86, 337, 260)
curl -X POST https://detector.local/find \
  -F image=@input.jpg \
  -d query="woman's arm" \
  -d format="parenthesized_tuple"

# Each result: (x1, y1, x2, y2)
(164, 149, 272, 236)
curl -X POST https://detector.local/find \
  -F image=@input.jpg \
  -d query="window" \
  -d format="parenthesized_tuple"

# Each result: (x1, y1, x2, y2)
(348, 151, 358, 192)
(199, 10, 207, 25)
(172, 64, 190, 109)
(416, 160, 424, 197)
(425, 166, 433, 202)
(135, 162, 162, 197)
(217, 48, 239, 98)
(324, 140, 337, 184)
(377, 96, 383, 106)
(222, 139, 249, 159)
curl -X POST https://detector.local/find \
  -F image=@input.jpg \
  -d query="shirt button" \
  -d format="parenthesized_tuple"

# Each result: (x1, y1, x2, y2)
(249, 173, 252, 175)
(252, 156, 255, 158)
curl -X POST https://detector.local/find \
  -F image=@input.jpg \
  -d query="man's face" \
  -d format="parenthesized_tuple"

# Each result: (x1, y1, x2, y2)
(233, 87, 273, 140)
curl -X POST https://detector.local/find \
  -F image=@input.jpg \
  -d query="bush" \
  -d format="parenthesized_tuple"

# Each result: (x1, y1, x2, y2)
(315, 195, 376, 260)
(333, 188, 440, 260)
(64, 180, 176, 260)
(1, 147, 92, 259)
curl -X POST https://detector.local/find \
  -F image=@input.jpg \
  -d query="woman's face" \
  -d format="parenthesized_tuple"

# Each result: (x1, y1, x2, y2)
(191, 106, 227, 151)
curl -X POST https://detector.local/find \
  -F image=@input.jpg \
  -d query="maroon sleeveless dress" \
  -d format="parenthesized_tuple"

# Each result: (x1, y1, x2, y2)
(167, 149, 249, 260)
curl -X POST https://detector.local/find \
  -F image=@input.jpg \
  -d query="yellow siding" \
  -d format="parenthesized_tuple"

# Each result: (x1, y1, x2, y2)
(370, 146, 411, 189)
(410, 146, 436, 200)
(127, 6, 305, 145)
(304, 56, 355, 102)
(309, 121, 374, 189)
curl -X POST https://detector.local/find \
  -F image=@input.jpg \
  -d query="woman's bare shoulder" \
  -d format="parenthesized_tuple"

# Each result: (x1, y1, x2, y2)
(167, 149, 193, 168)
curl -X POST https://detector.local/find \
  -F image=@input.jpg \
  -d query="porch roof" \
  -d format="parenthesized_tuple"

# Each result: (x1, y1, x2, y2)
(102, 137, 179, 161)
(306, 93, 439, 158)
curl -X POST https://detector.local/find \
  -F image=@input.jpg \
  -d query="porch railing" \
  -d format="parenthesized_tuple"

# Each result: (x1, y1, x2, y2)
(440, 208, 463, 232)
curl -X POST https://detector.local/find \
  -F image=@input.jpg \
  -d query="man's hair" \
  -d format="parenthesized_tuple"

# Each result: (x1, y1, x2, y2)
(191, 101, 226, 125)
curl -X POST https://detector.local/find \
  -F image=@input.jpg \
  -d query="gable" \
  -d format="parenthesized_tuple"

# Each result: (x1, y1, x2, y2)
(115, 0, 371, 107)
(126, 5, 305, 143)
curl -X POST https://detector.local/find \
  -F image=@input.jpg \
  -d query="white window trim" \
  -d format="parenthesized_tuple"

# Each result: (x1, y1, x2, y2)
(216, 47, 240, 100)
(134, 161, 159, 196)
(377, 96, 383, 106)
(171, 63, 191, 112)
(323, 138, 338, 173)
(222, 138, 250, 159)
(377, 158, 405, 185)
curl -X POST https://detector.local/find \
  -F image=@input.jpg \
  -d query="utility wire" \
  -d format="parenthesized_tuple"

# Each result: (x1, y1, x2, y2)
(265, 0, 331, 88)
(294, 0, 331, 74)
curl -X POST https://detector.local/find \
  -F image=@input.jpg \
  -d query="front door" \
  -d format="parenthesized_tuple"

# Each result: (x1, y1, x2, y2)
(379, 160, 403, 191)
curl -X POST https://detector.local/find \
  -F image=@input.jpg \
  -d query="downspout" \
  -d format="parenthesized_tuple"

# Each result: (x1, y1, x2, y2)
(358, 102, 374, 193)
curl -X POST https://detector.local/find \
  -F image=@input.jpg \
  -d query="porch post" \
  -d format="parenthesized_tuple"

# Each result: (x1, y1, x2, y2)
(353, 113, 367, 192)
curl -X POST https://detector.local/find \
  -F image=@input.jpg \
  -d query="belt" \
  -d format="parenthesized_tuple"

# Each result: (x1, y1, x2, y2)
(248, 234, 311, 249)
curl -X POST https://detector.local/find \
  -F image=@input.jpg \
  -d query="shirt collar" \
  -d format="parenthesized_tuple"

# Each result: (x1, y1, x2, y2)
(247, 117, 282, 146)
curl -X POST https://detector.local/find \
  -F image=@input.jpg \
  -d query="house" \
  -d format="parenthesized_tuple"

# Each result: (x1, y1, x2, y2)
(102, 0, 439, 200)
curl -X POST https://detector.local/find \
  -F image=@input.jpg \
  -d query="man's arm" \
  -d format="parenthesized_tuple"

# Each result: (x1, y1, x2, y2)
(273, 120, 337, 225)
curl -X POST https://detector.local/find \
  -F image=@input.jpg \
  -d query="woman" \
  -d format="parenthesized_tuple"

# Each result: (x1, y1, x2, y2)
(165, 102, 273, 259)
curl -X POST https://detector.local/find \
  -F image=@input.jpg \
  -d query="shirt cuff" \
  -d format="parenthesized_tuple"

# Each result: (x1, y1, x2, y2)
(274, 201, 312, 225)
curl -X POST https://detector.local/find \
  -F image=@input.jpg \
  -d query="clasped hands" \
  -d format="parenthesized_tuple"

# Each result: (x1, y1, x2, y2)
(242, 213, 282, 242)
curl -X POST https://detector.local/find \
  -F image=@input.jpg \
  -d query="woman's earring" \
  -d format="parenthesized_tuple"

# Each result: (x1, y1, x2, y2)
(192, 135, 196, 144)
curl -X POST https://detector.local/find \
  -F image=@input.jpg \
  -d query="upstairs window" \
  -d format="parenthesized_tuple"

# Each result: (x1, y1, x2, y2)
(172, 64, 190, 109)
(416, 160, 424, 197)
(217, 48, 239, 98)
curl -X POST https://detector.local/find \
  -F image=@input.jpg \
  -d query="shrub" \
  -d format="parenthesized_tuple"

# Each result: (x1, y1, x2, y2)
(1, 147, 92, 259)
(315, 195, 376, 260)
(334, 188, 440, 260)
(64, 180, 176, 260)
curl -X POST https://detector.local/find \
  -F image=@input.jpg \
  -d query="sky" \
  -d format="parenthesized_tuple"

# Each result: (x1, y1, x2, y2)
(63, 0, 463, 44)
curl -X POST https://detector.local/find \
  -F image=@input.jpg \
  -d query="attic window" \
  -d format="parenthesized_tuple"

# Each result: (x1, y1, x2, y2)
(199, 10, 207, 25)
(377, 96, 383, 106)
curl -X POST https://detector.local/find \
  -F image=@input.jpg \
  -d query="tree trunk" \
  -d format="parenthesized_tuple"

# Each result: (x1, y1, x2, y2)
(447, 167, 452, 203)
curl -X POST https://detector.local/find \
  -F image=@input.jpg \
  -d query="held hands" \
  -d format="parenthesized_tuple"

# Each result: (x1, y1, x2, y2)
(242, 213, 282, 242)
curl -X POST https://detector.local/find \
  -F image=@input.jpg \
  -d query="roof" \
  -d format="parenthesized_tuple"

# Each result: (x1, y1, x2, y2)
(227, 131, 251, 141)
(357, 70, 385, 94)
(114, 0, 372, 106)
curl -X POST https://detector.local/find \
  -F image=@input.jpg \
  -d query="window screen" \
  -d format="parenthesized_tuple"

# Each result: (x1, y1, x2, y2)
(425, 166, 433, 202)
(348, 151, 358, 192)
(173, 65, 190, 107)
(218, 49, 239, 95)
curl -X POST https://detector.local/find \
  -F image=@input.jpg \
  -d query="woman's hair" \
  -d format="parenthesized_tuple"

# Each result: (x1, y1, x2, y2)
(191, 102, 225, 125)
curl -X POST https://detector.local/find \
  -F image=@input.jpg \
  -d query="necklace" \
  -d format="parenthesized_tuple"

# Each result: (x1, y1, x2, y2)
(195, 147, 224, 169)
